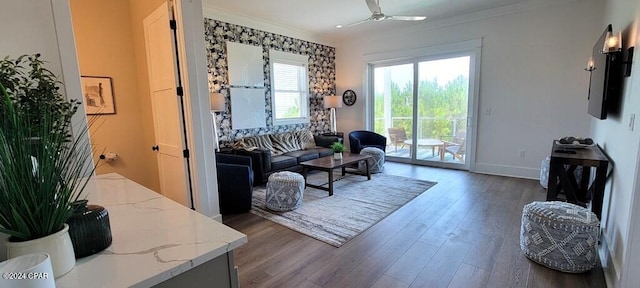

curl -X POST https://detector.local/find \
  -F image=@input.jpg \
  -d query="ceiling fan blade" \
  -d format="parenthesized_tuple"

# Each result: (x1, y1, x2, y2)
(365, 0, 380, 14)
(388, 15, 427, 21)
(343, 18, 372, 27)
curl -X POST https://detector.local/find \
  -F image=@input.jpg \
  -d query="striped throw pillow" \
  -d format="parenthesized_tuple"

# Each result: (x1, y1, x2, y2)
(296, 130, 316, 149)
(271, 132, 302, 155)
(243, 135, 277, 155)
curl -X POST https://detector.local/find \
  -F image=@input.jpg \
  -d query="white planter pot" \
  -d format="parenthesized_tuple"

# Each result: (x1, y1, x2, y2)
(5, 224, 75, 278)
(333, 152, 342, 160)
(0, 253, 56, 288)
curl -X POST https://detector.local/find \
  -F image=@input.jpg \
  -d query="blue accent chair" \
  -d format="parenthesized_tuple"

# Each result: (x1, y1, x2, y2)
(216, 153, 254, 214)
(348, 130, 387, 154)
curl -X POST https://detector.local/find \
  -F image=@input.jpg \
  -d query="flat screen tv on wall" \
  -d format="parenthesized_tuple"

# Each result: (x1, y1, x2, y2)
(587, 24, 621, 120)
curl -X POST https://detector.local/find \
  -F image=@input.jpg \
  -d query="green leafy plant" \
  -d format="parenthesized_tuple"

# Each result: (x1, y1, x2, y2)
(331, 142, 345, 153)
(0, 55, 95, 242)
(0, 54, 79, 141)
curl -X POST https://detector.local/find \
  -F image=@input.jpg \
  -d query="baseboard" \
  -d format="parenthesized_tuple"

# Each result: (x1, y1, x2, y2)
(599, 236, 618, 288)
(211, 214, 223, 223)
(473, 163, 540, 180)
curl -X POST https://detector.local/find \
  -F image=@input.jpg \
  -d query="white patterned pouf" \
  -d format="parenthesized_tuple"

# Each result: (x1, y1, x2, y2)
(266, 171, 305, 211)
(520, 201, 600, 273)
(359, 147, 385, 174)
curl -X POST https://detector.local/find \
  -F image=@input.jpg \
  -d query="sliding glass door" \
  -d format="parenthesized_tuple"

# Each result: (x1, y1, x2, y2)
(371, 54, 473, 169)
(373, 64, 414, 161)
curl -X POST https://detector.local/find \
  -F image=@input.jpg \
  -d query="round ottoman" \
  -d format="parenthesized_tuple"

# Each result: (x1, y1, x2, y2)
(359, 147, 385, 174)
(265, 171, 305, 211)
(520, 201, 600, 273)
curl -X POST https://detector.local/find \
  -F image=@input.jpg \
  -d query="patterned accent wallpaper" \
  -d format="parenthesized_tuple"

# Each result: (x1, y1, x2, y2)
(203, 19, 336, 144)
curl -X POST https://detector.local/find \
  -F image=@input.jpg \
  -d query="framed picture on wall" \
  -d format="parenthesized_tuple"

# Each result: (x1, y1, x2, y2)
(80, 76, 116, 115)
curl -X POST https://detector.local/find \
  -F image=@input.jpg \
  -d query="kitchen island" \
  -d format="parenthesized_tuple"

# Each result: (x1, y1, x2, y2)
(55, 173, 247, 288)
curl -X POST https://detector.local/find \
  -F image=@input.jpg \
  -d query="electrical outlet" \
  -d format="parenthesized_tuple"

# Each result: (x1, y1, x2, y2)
(519, 150, 526, 158)
(630, 113, 636, 131)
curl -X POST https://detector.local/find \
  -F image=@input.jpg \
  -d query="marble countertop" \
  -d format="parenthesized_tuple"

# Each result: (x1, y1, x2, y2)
(55, 173, 247, 288)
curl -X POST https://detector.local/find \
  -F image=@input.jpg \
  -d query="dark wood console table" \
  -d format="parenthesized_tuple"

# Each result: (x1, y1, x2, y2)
(546, 141, 609, 219)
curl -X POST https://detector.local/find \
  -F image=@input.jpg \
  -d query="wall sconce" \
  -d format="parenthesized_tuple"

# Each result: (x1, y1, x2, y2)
(584, 56, 596, 72)
(589, 29, 634, 77)
(323, 95, 342, 134)
(210, 92, 225, 152)
(602, 30, 622, 54)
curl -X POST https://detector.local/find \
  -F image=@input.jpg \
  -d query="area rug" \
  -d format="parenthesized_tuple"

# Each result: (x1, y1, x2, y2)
(250, 172, 437, 247)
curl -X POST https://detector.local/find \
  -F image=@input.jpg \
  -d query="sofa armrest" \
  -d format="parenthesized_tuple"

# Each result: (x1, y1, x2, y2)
(216, 163, 253, 214)
(233, 148, 271, 185)
(216, 153, 252, 167)
(314, 134, 341, 148)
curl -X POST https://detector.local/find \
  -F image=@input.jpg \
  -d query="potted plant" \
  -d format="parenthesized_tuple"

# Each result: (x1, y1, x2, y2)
(0, 54, 95, 277)
(331, 142, 345, 160)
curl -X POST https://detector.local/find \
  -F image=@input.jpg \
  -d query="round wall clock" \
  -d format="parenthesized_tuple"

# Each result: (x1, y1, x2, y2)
(343, 90, 356, 106)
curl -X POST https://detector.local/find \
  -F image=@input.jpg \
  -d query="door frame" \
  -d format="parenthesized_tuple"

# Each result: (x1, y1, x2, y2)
(364, 39, 482, 171)
(52, 0, 221, 219)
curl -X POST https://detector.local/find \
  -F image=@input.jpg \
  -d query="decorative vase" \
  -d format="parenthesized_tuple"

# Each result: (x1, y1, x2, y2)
(5, 224, 75, 278)
(66, 200, 112, 259)
(0, 253, 56, 288)
(333, 152, 342, 160)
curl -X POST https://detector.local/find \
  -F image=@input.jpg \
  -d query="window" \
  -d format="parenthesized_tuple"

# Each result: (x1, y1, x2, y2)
(269, 50, 309, 126)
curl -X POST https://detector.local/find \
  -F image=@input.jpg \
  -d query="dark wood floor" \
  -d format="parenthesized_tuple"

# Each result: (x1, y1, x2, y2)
(223, 162, 606, 288)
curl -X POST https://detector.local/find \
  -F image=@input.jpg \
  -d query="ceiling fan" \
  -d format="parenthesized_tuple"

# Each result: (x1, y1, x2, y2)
(337, 0, 427, 28)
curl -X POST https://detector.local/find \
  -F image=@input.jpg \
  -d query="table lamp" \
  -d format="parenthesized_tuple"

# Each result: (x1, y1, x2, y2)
(323, 95, 342, 134)
(210, 92, 225, 152)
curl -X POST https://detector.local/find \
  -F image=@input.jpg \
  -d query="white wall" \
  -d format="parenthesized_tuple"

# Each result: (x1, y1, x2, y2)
(592, 0, 640, 287)
(0, 0, 79, 262)
(1, 1, 61, 74)
(334, 0, 603, 179)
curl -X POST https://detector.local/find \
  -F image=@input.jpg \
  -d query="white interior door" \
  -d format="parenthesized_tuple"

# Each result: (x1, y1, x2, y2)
(143, 2, 190, 207)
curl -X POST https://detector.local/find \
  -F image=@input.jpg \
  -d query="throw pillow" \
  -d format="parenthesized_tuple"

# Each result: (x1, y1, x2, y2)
(243, 135, 278, 155)
(231, 139, 258, 151)
(295, 130, 316, 149)
(271, 132, 302, 155)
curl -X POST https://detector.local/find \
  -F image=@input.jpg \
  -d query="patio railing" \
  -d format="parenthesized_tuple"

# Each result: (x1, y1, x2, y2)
(374, 116, 467, 141)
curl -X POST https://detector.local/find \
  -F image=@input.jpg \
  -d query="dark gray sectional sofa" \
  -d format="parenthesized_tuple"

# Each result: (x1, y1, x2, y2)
(230, 130, 341, 185)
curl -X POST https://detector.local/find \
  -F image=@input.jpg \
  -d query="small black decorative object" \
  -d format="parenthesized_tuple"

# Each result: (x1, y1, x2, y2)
(343, 90, 356, 106)
(66, 200, 113, 258)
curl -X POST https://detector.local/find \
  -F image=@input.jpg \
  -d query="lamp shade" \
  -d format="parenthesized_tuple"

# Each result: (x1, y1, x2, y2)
(602, 30, 622, 53)
(210, 92, 225, 111)
(323, 95, 343, 109)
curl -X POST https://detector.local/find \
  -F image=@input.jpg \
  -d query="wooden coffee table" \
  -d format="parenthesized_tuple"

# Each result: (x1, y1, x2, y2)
(300, 153, 372, 196)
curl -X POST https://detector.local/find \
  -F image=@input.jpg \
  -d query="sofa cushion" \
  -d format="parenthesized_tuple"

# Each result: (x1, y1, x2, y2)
(271, 132, 301, 155)
(316, 147, 333, 157)
(302, 147, 333, 158)
(271, 155, 298, 171)
(283, 150, 320, 163)
(244, 135, 279, 155)
(295, 130, 317, 149)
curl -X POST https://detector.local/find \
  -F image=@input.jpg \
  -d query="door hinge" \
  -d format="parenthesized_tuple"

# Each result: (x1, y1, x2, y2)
(177, 86, 184, 96)
(169, 20, 177, 30)
(183, 149, 190, 158)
